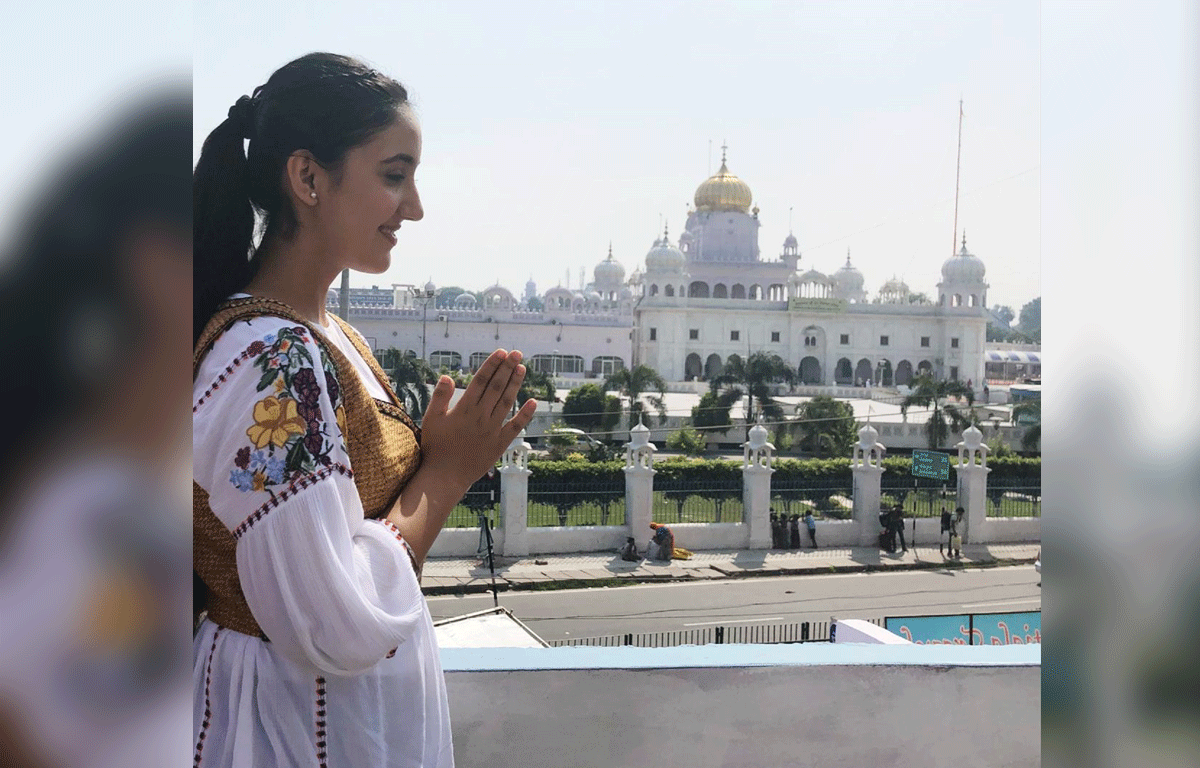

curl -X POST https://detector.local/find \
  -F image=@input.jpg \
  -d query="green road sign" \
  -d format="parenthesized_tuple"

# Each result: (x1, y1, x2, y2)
(912, 449, 950, 481)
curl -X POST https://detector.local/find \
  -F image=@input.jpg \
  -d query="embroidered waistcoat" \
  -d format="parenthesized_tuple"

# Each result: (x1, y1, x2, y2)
(193, 297, 422, 639)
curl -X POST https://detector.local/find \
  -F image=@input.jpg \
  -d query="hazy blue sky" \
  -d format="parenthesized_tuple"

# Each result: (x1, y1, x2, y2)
(194, 0, 1040, 311)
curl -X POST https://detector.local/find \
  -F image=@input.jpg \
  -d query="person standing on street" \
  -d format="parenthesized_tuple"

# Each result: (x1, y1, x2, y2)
(804, 510, 817, 548)
(891, 506, 908, 553)
(939, 506, 952, 555)
(950, 507, 965, 558)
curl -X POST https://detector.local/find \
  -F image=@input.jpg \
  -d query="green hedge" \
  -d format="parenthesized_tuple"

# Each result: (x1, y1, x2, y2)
(524, 455, 1040, 488)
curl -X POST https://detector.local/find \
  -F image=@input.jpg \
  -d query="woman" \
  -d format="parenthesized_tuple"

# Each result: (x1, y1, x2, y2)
(192, 53, 536, 767)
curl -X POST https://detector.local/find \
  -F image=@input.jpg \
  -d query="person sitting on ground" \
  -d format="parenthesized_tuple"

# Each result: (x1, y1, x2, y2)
(648, 522, 674, 562)
(620, 536, 640, 562)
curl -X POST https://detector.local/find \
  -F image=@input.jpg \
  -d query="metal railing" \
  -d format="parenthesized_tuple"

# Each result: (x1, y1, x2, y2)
(548, 619, 865, 648)
(527, 481, 627, 527)
(653, 478, 744, 524)
(770, 485, 854, 520)
(986, 480, 1041, 518)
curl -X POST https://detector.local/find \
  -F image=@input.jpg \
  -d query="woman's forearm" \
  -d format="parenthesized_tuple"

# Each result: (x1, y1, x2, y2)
(384, 462, 473, 568)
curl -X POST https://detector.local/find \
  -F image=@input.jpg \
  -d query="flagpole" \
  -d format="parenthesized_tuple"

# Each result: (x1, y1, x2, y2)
(952, 99, 964, 256)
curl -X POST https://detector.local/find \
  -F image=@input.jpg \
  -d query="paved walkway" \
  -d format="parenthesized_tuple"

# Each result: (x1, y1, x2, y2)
(421, 542, 1040, 595)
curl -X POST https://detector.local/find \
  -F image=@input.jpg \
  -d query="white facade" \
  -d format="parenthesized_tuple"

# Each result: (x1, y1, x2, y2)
(335, 150, 990, 386)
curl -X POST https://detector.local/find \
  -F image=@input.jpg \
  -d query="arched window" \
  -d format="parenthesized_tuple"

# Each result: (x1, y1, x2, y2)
(689, 281, 710, 298)
(953, 294, 962, 307)
(591, 356, 625, 376)
(665, 285, 675, 297)
(731, 284, 746, 299)
(712, 284, 728, 299)
(429, 351, 462, 370)
(968, 294, 977, 307)
(468, 352, 491, 371)
(750, 284, 764, 300)
(649, 284, 659, 296)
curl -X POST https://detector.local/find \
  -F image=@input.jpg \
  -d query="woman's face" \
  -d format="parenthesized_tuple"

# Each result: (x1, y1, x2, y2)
(318, 106, 423, 274)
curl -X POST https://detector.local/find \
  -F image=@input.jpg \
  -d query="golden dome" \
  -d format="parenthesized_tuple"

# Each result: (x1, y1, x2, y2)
(693, 146, 752, 212)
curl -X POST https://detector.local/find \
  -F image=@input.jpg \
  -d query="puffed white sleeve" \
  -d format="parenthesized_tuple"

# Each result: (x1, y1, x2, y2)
(193, 319, 423, 676)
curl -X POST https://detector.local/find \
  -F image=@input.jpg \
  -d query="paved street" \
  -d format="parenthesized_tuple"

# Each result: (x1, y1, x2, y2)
(428, 563, 1040, 642)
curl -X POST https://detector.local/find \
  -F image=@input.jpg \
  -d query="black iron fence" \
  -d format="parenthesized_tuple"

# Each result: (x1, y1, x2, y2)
(770, 485, 854, 520)
(653, 477, 745, 524)
(446, 474, 501, 528)
(547, 619, 874, 648)
(986, 477, 1041, 518)
(527, 480, 628, 527)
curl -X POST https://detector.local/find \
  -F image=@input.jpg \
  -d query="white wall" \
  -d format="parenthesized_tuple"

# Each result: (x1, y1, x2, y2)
(441, 645, 1040, 768)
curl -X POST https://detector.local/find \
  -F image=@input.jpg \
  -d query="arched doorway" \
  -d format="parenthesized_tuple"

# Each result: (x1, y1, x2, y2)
(879, 360, 894, 387)
(704, 353, 723, 379)
(895, 360, 914, 386)
(689, 281, 710, 298)
(712, 284, 728, 299)
(799, 356, 822, 385)
(684, 353, 702, 380)
(835, 358, 853, 385)
(731, 284, 746, 299)
(917, 360, 933, 379)
(854, 358, 873, 386)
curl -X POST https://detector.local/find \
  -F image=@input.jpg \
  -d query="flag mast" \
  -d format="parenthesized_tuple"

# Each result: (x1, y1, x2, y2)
(952, 99, 964, 256)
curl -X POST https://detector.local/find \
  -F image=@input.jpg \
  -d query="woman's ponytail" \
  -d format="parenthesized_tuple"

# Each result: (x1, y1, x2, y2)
(192, 98, 257, 345)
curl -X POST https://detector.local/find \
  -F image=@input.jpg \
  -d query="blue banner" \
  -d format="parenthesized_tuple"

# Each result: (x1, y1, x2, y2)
(885, 612, 1042, 645)
(884, 614, 972, 645)
(971, 611, 1041, 646)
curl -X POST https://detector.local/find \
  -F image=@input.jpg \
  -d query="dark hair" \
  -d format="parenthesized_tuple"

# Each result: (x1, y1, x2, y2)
(193, 52, 409, 343)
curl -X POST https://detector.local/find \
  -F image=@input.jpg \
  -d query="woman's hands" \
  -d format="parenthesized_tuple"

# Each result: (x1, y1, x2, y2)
(417, 349, 537, 492)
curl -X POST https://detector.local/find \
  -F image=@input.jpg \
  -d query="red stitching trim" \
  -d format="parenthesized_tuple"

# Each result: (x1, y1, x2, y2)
(193, 347, 257, 412)
(373, 519, 422, 581)
(193, 627, 222, 767)
(232, 464, 353, 539)
(314, 677, 328, 768)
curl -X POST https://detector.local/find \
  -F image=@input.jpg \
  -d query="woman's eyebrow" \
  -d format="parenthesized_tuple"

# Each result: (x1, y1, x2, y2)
(379, 153, 415, 165)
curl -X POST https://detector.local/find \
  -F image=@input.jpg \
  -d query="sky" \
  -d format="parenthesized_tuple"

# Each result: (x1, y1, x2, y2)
(192, 0, 1041, 313)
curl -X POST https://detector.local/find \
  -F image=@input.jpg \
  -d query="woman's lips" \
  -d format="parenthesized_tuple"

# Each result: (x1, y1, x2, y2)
(379, 226, 398, 246)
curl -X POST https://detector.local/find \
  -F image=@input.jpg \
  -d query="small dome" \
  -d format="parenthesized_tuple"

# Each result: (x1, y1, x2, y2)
(783, 232, 798, 248)
(858, 423, 879, 448)
(746, 420, 771, 449)
(941, 235, 987, 284)
(594, 245, 625, 288)
(585, 290, 602, 302)
(423, 280, 436, 294)
(453, 292, 477, 308)
(835, 253, 865, 291)
(960, 424, 985, 450)
(645, 226, 686, 273)
(878, 276, 910, 303)
(693, 146, 753, 213)
(797, 268, 829, 285)
(619, 286, 634, 300)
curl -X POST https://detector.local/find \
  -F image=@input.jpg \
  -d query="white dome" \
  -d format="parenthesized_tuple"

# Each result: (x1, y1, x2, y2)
(585, 290, 602, 302)
(594, 248, 625, 288)
(797, 268, 830, 284)
(783, 233, 798, 248)
(423, 280, 436, 294)
(878, 276, 910, 302)
(645, 234, 686, 274)
(941, 237, 987, 284)
(453, 292, 477, 307)
(619, 286, 634, 300)
(835, 254, 865, 291)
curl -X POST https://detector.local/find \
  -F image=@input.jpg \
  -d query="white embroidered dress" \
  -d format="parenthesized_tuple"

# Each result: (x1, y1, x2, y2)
(192, 310, 453, 768)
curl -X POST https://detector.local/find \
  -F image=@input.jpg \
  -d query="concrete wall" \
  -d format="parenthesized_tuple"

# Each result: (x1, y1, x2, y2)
(440, 644, 1040, 768)
(982, 516, 1041, 543)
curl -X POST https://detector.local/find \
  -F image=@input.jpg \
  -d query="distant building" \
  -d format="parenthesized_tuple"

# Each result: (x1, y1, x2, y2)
(336, 148, 997, 386)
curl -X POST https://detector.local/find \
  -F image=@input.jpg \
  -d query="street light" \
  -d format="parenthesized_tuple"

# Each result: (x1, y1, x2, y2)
(396, 283, 436, 361)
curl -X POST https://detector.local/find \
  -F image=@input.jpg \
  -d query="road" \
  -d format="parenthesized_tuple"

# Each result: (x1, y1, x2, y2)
(427, 564, 1040, 642)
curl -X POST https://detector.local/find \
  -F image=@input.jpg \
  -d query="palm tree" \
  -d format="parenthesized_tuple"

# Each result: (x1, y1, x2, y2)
(380, 348, 436, 420)
(708, 351, 799, 442)
(900, 373, 979, 450)
(1012, 398, 1041, 452)
(603, 364, 668, 430)
(790, 396, 857, 457)
(517, 367, 557, 407)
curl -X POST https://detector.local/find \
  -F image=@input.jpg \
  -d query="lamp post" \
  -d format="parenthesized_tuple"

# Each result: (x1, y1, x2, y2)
(395, 283, 436, 361)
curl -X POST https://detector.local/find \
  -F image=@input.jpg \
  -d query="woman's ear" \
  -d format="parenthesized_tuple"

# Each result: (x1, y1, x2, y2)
(284, 151, 322, 208)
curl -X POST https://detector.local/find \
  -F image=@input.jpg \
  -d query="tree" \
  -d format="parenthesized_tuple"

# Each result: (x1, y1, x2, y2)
(517, 367, 556, 407)
(526, 295, 545, 312)
(899, 373, 979, 450)
(708, 351, 799, 442)
(1017, 297, 1041, 341)
(692, 390, 737, 433)
(433, 285, 466, 308)
(1013, 398, 1041, 452)
(666, 427, 707, 457)
(380, 348, 435, 420)
(603, 364, 668, 429)
(790, 396, 857, 457)
(562, 383, 621, 436)
(994, 305, 1016, 326)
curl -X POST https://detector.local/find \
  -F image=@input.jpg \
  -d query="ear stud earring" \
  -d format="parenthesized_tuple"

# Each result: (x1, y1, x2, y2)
(309, 192, 317, 199)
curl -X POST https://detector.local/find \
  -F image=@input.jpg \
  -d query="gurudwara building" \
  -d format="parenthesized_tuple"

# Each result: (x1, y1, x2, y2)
(334, 149, 991, 388)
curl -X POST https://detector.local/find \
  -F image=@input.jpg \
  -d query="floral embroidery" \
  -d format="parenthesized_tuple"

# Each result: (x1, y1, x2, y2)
(247, 396, 306, 448)
(228, 327, 348, 495)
